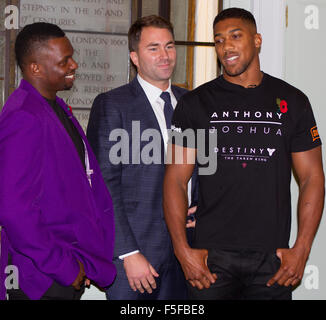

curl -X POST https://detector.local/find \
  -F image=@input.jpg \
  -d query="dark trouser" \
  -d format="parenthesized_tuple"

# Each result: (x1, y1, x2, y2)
(188, 248, 292, 300)
(6, 253, 85, 300)
(7, 282, 85, 300)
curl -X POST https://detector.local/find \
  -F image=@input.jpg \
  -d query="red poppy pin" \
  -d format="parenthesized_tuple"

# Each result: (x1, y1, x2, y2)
(276, 98, 288, 113)
(67, 105, 73, 115)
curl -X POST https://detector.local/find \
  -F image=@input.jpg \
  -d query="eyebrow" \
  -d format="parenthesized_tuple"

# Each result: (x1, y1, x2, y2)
(59, 53, 73, 63)
(214, 28, 242, 38)
(146, 40, 175, 47)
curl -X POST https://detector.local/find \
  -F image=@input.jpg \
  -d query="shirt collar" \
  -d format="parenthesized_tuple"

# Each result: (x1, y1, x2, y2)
(137, 74, 173, 106)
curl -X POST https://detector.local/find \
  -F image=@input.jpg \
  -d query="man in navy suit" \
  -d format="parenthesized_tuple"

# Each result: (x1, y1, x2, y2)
(87, 15, 195, 300)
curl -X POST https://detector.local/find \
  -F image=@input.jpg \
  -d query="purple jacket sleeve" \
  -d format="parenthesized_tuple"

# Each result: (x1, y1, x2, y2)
(0, 110, 80, 286)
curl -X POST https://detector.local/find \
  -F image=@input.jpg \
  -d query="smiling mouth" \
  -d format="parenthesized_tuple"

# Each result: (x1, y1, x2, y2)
(158, 63, 171, 69)
(227, 56, 239, 61)
(224, 55, 239, 65)
(65, 74, 75, 80)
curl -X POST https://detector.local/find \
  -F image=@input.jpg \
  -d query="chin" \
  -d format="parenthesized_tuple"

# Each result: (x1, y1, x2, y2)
(158, 68, 173, 76)
(158, 72, 173, 81)
(225, 71, 240, 77)
(63, 84, 74, 91)
(224, 67, 246, 77)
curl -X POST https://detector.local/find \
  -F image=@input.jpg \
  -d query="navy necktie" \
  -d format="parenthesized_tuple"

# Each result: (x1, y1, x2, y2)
(160, 91, 174, 129)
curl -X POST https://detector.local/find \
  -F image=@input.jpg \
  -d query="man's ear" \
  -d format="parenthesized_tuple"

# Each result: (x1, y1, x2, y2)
(130, 51, 139, 69)
(28, 62, 43, 78)
(254, 33, 262, 49)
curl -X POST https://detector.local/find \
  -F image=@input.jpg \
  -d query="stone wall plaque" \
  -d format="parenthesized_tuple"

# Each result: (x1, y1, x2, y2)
(20, 0, 131, 33)
(0, 2, 6, 32)
(73, 109, 91, 133)
(58, 32, 129, 109)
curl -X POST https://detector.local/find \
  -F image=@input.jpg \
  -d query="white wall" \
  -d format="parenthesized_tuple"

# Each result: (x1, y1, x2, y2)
(81, 285, 106, 300)
(285, 0, 326, 300)
(193, 0, 218, 88)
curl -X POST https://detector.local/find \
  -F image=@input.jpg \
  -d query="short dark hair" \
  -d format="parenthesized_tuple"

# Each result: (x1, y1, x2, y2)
(213, 7, 257, 30)
(128, 15, 174, 52)
(15, 22, 65, 71)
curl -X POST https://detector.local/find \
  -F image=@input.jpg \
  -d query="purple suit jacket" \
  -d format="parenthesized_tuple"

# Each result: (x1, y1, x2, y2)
(0, 80, 116, 300)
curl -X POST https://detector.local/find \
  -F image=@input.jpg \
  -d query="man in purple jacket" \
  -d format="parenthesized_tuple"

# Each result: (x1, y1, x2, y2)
(0, 23, 116, 300)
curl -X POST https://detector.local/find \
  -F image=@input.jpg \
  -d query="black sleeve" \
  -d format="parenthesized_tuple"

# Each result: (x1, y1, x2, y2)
(291, 95, 322, 152)
(169, 97, 197, 149)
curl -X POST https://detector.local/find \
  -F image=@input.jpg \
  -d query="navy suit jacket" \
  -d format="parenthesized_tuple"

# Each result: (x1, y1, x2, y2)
(87, 77, 194, 270)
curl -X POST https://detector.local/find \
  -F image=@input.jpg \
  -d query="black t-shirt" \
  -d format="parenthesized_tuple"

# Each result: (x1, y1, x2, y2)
(171, 72, 322, 253)
(45, 98, 86, 170)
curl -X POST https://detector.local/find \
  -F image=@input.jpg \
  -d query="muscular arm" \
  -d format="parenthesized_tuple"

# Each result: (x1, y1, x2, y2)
(163, 144, 216, 289)
(267, 146, 325, 287)
(292, 146, 325, 256)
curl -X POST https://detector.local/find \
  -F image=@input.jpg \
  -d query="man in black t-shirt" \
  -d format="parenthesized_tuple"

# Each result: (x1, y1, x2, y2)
(163, 8, 325, 300)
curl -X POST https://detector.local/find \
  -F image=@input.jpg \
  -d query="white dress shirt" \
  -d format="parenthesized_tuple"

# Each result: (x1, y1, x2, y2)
(137, 74, 177, 152)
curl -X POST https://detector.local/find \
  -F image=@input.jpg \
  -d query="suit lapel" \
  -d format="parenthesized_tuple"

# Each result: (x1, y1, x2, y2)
(129, 79, 187, 161)
(171, 85, 182, 101)
(42, 97, 91, 187)
(129, 77, 163, 132)
(56, 97, 88, 144)
(129, 77, 167, 161)
(55, 97, 97, 178)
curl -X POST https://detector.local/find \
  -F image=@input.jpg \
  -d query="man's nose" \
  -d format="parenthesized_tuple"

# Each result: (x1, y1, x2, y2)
(70, 57, 78, 70)
(223, 37, 235, 52)
(159, 47, 169, 59)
